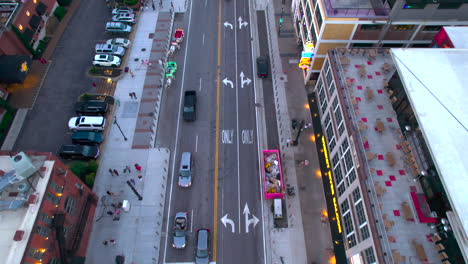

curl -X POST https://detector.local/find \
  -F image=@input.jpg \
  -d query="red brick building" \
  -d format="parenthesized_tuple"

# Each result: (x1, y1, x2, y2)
(0, 151, 98, 264)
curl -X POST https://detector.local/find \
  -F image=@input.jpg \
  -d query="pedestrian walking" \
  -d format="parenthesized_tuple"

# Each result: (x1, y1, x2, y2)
(130, 179, 136, 185)
(129, 70, 135, 78)
(106, 210, 114, 216)
(106, 191, 114, 196)
(103, 240, 109, 246)
(110, 239, 116, 245)
(138, 175, 143, 181)
(132, 92, 137, 99)
(39, 57, 48, 64)
(152, 3, 155, 10)
(113, 169, 119, 176)
(129, 92, 134, 99)
(171, 1, 174, 8)
(109, 168, 114, 176)
(159, 0, 163, 8)
(286, 138, 292, 147)
(124, 165, 131, 173)
(134, 163, 142, 172)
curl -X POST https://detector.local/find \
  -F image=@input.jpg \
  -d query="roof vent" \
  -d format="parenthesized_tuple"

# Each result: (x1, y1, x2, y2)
(13, 230, 24, 241)
(11, 152, 38, 181)
(17, 182, 29, 193)
(27, 194, 38, 205)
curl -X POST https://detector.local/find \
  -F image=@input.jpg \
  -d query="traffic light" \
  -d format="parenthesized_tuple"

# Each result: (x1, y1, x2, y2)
(279, 18, 284, 24)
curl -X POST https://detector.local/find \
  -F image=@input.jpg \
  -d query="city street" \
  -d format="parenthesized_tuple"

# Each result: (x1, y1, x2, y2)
(158, 0, 265, 263)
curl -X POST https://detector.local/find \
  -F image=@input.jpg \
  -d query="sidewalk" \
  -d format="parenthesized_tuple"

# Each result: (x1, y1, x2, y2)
(85, 1, 184, 263)
(254, 0, 335, 263)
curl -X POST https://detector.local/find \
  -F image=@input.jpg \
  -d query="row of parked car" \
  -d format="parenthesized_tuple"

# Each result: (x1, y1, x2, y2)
(59, 101, 110, 160)
(92, 7, 136, 67)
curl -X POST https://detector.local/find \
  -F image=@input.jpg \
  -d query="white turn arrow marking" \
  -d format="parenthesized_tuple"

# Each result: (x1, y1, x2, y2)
(239, 72, 251, 88)
(224, 21, 233, 30)
(222, 78, 234, 88)
(238, 16, 248, 29)
(221, 214, 235, 233)
(243, 203, 259, 233)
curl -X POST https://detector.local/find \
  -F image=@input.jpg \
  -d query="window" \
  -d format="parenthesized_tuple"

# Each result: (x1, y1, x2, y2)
(33, 225, 50, 238)
(326, 124, 334, 144)
(332, 97, 339, 111)
(341, 138, 349, 152)
(403, 3, 426, 8)
(318, 86, 326, 104)
(343, 213, 354, 234)
(437, 3, 461, 9)
(49, 258, 60, 264)
(352, 188, 361, 203)
(326, 69, 333, 86)
(344, 151, 354, 172)
(64, 196, 75, 215)
(334, 108, 343, 126)
(337, 182, 346, 196)
(306, 3, 313, 25)
(347, 233, 357, 248)
(45, 192, 60, 205)
(355, 202, 367, 226)
(341, 199, 350, 213)
(331, 154, 340, 168)
(38, 212, 53, 225)
(334, 164, 344, 184)
(49, 181, 64, 193)
(316, 77, 323, 92)
(363, 247, 376, 264)
(329, 81, 336, 95)
(314, 6, 322, 30)
(321, 100, 328, 115)
(338, 122, 345, 136)
(63, 226, 69, 238)
(28, 248, 45, 260)
(391, 25, 415, 31)
(348, 170, 357, 184)
(360, 24, 382, 31)
(324, 113, 330, 127)
(422, 25, 442, 32)
(329, 138, 336, 151)
(361, 224, 370, 240)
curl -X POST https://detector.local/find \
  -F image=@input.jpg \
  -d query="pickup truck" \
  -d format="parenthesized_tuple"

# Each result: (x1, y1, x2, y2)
(183, 90, 197, 121)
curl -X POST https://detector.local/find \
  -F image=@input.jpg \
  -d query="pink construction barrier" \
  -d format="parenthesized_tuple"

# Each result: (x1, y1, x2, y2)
(262, 150, 284, 199)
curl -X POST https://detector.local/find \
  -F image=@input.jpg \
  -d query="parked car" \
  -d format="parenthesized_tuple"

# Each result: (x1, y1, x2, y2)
(183, 91, 197, 121)
(178, 152, 192, 187)
(172, 212, 188, 249)
(92, 54, 121, 67)
(256, 57, 268, 78)
(68, 116, 106, 131)
(71, 131, 104, 145)
(112, 13, 136, 24)
(105, 22, 132, 33)
(75, 101, 109, 116)
(112, 6, 133, 15)
(95, 43, 125, 57)
(59, 144, 100, 160)
(195, 229, 210, 264)
(106, 38, 131, 48)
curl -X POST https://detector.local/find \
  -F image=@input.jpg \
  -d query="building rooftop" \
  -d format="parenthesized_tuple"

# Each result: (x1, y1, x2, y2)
(391, 48, 468, 260)
(0, 153, 52, 264)
(441, 27, 468, 48)
(0, 3, 19, 28)
(331, 48, 443, 263)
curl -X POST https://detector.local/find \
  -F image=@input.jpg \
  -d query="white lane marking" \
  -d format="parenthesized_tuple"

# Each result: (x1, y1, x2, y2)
(223, 21, 234, 30)
(243, 203, 260, 233)
(162, 0, 194, 263)
(237, 16, 249, 29)
(222, 78, 234, 88)
(234, 0, 241, 234)
(241, 129, 253, 144)
(239, 71, 252, 88)
(221, 214, 235, 233)
(195, 134, 198, 152)
(190, 209, 194, 233)
(202, 33, 205, 46)
(199, 77, 202, 91)
(205, 0, 207, 7)
(221, 129, 233, 144)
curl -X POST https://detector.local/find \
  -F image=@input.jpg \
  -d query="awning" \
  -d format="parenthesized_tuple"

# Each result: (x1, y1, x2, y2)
(0, 55, 33, 84)
(29, 15, 41, 29)
(23, 28, 34, 43)
(36, 2, 47, 15)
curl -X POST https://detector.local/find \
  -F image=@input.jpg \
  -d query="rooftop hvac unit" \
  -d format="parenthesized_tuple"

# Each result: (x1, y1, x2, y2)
(11, 152, 38, 181)
(17, 182, 29, 193)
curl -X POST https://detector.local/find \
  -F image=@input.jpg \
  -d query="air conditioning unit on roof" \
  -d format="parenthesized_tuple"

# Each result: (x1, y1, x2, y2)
(11, 152, 38, 181)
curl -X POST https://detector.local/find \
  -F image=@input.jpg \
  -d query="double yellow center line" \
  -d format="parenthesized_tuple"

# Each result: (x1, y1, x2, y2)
(212, 0, 223, 261)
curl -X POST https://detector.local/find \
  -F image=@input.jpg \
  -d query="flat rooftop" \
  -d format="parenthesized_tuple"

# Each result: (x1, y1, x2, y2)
(392, 48, 468, 259)
(443, 27, 468, 48)
(0, 154, 51, 264)
(332, 48, 442, 263)
(0, 3, 19, 27)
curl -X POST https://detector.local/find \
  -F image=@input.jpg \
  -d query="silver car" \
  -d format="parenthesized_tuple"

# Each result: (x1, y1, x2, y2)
(112, 13, 136, 24)
(172, 212, 188, 249)
(106, 38, 131, 48)
(112, 6, 133, 15)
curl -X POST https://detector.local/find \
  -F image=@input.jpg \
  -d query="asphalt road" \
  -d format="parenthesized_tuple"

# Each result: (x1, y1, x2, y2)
(159, 0, 265, 263)
(13, 1, 117, 153)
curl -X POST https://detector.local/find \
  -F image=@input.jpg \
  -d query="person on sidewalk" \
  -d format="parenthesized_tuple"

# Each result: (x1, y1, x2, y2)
(109, 168, 114, 176)
(132, 92, 137, 99)
(103, 240, 109, 246)
(286, 138, 292, 147)
(123, 165, 131, 173)
(107, 210, 114, 216)
(137, 175, 143, 181)
(109, 239, 116, 246)
(106, 191, 114, 196)
(134, 163, 142, 172)
(130, 178, 136, 185)
(113, 169, 119, 176)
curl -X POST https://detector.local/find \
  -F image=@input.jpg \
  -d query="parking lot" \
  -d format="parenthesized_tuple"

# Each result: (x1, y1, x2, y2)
(14, 2, 134, 155)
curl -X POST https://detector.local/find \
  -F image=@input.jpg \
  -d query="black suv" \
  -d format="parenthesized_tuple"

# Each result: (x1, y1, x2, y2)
(59, 144, 100, 160)
(71, 131, 104, 145)
(256, 57, 268, 78)
(75, 101, 109, 116)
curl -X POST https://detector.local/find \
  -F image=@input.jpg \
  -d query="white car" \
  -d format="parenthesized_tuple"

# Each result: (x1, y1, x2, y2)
(112, 13, 136, 24)
(106, 38, 131, 48)
(112, 7, 133, 15)
(92, 54, 121, 67)
(68, 116, 106, 131)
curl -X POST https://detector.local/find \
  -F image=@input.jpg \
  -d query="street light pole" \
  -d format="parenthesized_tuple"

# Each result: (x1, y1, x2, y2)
(113, 116, 128, 141)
